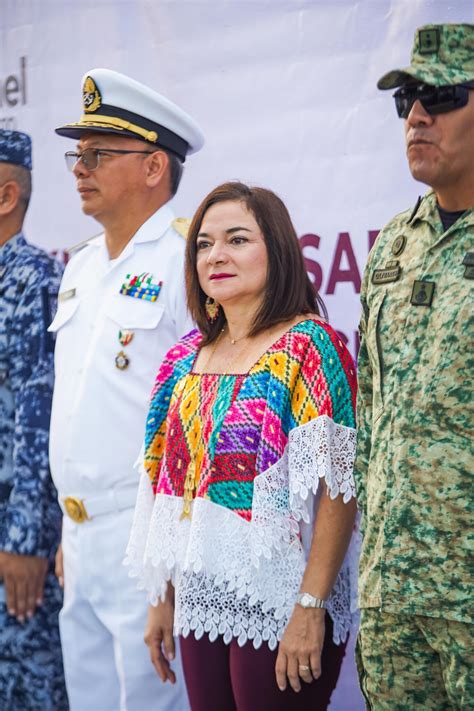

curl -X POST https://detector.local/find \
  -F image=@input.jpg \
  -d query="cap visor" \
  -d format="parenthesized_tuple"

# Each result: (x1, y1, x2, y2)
(55, 123, 144, 141)
(377, 68, 419, 90)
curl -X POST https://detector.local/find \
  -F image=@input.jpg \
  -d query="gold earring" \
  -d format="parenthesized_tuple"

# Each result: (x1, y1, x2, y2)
(205, 297, 220, 322)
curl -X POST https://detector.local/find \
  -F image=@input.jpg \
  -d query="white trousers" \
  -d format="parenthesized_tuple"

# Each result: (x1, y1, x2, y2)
(60, 507, 189, 711)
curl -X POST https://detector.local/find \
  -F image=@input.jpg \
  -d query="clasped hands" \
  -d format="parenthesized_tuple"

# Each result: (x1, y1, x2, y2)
(0, 551, 48, 623)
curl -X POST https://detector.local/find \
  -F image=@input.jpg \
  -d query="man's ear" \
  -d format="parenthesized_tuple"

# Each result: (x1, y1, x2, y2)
(144, 150, 169, 188)
(0, 181, 21, 216)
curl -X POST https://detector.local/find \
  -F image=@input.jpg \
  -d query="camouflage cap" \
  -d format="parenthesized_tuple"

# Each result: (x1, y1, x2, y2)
(0, 129, 32, 170)
(378, 23, 474, 90)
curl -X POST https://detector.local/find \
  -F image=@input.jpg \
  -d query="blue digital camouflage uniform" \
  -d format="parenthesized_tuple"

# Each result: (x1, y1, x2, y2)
(0, 232, 68, 710)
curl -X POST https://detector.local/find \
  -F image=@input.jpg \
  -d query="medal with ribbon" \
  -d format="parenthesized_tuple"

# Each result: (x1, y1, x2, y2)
(115, 329, 134, 370)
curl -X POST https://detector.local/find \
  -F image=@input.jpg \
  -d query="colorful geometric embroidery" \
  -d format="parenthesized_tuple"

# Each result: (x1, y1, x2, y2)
(144, 319, 357, 521)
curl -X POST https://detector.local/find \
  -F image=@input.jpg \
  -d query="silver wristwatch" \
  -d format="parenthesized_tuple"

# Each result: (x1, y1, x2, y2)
(296, 592, 328, 609)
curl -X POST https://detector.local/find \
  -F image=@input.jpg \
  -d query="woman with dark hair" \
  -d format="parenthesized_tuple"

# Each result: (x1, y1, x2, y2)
(126, 182, 358, 710)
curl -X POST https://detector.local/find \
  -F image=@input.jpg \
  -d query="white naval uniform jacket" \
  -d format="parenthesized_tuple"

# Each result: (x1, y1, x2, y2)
(49, 204, 193, 499)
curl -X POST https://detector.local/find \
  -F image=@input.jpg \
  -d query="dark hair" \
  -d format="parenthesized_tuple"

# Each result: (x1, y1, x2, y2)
(185, 181, 326, 346)
(143, 142, 183, 197)
(164, 148, 183, 197)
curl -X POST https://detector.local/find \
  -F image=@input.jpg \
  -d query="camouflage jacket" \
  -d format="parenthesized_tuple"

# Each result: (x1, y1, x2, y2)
(0, 233, 63, 560)
(355, 191, 473, 624)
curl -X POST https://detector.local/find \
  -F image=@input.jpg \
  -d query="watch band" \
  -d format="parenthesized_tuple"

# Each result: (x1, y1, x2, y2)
(296, 592, 328, 609)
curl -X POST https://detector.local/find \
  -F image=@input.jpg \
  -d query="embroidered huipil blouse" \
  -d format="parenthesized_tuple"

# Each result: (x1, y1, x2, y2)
(126, 319, 358, 649)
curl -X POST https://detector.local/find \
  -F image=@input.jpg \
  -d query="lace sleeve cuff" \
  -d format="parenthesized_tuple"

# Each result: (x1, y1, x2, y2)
(123, 464, 168, 604)
(289, 414, 357, 520)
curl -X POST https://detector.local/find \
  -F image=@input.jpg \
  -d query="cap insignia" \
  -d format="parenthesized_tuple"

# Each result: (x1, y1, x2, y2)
(83, 76, 102, 113)
(418, 28, 440, 55)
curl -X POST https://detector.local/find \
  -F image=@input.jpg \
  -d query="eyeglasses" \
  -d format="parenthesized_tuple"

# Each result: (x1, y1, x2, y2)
(393, 83, 473, 119)
(64, 147, 155, 172)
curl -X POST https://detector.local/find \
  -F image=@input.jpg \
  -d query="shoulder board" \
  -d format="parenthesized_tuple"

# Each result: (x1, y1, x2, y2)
(65, 232, 102, 257)
(172, 217, 191, 239)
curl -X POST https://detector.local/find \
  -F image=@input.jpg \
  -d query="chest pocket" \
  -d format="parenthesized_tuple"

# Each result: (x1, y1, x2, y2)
(423, 289, 473, 411)
(106, 293, 165, 330)
(365, 290, 386, 421)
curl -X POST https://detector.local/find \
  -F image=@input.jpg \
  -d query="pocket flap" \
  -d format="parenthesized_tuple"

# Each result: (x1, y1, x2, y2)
(107, 293, 164, 329)
(48, 299, 79, 332)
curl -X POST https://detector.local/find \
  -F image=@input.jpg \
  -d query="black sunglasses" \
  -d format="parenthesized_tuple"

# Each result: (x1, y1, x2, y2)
(393, 83, 473, 119)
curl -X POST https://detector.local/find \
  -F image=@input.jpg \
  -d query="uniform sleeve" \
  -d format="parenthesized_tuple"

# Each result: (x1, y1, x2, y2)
(0, 259, 63, 559)
(353, 263, 372, 518)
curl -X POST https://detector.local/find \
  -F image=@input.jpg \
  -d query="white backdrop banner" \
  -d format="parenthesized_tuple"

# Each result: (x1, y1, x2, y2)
(2, 3, 473, 707)
(1, 0, 473, 360)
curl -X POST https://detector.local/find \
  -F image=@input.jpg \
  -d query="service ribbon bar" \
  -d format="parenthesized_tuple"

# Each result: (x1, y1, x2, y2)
(120, 272, 163, 301)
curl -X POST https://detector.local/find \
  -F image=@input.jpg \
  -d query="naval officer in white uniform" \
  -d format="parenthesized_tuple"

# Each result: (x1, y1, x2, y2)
(49, 67, 204, 710)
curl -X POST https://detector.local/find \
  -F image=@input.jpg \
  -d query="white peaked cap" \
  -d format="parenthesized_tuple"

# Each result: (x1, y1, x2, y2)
(55, 67, 204, 162)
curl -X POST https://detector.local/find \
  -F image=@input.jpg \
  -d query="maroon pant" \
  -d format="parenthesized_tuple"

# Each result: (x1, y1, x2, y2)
(180, 615, 347, 711)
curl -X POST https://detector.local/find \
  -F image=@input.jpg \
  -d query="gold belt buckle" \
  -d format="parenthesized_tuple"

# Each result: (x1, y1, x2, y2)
(63, 496, 90, 523)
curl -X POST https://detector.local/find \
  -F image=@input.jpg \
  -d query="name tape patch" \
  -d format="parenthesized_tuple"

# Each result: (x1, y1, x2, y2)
(372, 260, 401, 285)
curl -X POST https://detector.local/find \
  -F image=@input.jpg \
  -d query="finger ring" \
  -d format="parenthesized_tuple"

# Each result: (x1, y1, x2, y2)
(298, 665, 310, 672)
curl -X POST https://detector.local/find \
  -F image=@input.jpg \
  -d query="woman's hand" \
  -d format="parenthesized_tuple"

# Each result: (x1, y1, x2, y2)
(144, 589, 177, 684)
(275, 606, 325, 692)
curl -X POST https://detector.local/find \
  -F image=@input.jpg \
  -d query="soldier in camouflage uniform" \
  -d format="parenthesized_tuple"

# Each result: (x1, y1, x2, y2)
(0, 130, 68, 709)
(355, 24, 474, 710)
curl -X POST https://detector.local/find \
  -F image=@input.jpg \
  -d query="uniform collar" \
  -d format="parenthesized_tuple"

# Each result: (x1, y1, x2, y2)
(89, 203, 175, 250)
(131, 203, 175, 245)
(408, 190, 474, 248)
(410, 190, 474, 226)
(408, 190, 440, 230)
(93, 204, 175, 271)
(0, 231, 26, 265)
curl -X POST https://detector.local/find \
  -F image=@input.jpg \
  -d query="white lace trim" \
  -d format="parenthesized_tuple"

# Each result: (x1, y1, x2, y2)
(125, 415, 358, 649)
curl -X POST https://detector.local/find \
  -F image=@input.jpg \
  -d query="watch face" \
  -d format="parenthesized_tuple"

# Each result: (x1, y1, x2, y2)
(300, 593, 312, 607)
